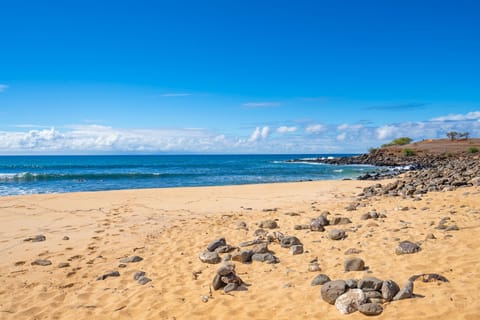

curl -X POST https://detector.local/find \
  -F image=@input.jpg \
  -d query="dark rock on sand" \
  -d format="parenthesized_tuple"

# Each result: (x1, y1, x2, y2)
(393, 280, 414, 300)
(62, 236, 70, 240)
(252, 242, 269, 254)
(96, 271, 120, 280)
(310, 219, 325, 232)
(57, 262, 70, 268)
(120, 255, 143, 263)
(311, 274, 331, 286)
(358, 302, 384, 316)
(290, 244, 304, 255)
(280, 236, 302, 248)
(134, 271, 152, 285)
(251, 252, 279, 264)
(321, 280, 347, 304)
(328, 229, 346, 240)
(259, 220, 278, 229)
(137, 276, 152, 285)
(381, 279, 400, 301)
(344, 257, 365, 271)
(395, 241, 421, 255)
(24, 235, 46, 242)
(358, 277, 383, 291)
(31, 259, 52, 266)
(207, 237, 227, 252)
(199, 251, 221, 264)
(232, 250, 253, 263)
(215, 245, 236, 254)
(409, 273, 449, 283)
(134, 271, 146, 280)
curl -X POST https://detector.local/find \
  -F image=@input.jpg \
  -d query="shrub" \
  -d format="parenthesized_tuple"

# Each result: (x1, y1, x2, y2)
(402, 148, 416, 157)
(368, 147, 378, 154)
(392, 137, 413, 145)
(468, 147, 479, 153)
(381, 137, 413, 148)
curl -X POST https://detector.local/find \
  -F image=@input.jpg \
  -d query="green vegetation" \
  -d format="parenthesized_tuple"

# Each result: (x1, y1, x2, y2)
(381, 137, 413, 148)
(402, 148, 416, 157)
(468, 147, 479, 153)
(368, 147, 378, 154)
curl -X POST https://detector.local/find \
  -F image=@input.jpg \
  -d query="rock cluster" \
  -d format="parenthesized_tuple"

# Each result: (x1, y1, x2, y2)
(358, 155, 480, 197)
(212, 262, 247, 293)
(320, 274, 448, 316)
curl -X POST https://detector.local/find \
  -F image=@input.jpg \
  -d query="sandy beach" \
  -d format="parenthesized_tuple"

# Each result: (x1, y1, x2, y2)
(1, 180, 479, 319)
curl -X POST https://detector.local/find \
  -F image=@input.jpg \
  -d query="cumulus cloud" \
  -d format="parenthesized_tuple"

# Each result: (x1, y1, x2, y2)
(0, 84, 8, 92)
(243, 102, 281, 108)
(277, 126, 297, 133)
(375, 125, 398, 140)
(305, 124, 326, 133)
(430, 111, 480, 121)
(1, 110, 479, 154)
(249, 126, 270, 142)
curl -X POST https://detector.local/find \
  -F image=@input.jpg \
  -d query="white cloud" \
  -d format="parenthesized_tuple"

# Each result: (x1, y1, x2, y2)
(248, 126, 270, 142)
(243, 102, 281, 108)
(336, 132, 347, 141)
(0, 84, 8, 92)
(305, 124, 326, 133)
(375, 125, 397, 140)
(337, 124, 364, 131)
(430, 111, 480, 121)
(160, 93, 192, 97)
(277, 126, 297, 133)
(1, 110, 479, 154)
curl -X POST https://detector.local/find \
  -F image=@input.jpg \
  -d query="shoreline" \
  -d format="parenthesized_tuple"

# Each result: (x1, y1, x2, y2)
(1, 179, 479, 319)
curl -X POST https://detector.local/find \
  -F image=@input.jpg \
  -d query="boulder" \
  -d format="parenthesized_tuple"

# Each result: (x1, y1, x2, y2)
(344, 257, 365, 271)
(334, 289, 366, 314)
(280, 236, 302, 248)
(259, 220, 278, 229)
(358, 302, 384, 316)
(207, 237, 226, 252)
(328, 229, 346, 240)
(321, 280, 347, 304)
(290, 244, 304, 255)
(382, 279, 400, 301)
(395, 241, 421, 255)
(232, 250, 253, 263)
(358, 277, 383, 291)
(311, 274, 331, 286)
(393, 280, 414, 300)
(199, 251, 221, 264)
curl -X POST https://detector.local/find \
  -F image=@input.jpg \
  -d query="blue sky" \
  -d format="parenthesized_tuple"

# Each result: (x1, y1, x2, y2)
(1, 0, 479, 154)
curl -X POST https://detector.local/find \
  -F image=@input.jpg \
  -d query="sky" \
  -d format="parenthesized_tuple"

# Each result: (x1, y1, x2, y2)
(1, 0, 479, 154)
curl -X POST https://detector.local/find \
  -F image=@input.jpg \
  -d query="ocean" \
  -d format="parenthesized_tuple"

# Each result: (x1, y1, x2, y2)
(0, 155, 377, 196)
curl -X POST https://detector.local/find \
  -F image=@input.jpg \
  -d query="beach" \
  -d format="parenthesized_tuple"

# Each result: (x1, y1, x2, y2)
(1, 180, 479, 319)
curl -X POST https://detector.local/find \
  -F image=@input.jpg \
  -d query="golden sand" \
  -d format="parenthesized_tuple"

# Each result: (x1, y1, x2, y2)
(0, 180, 479, 319)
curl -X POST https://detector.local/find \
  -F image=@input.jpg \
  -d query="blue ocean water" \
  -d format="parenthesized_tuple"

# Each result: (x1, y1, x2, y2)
(0, 155, 376, 196)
